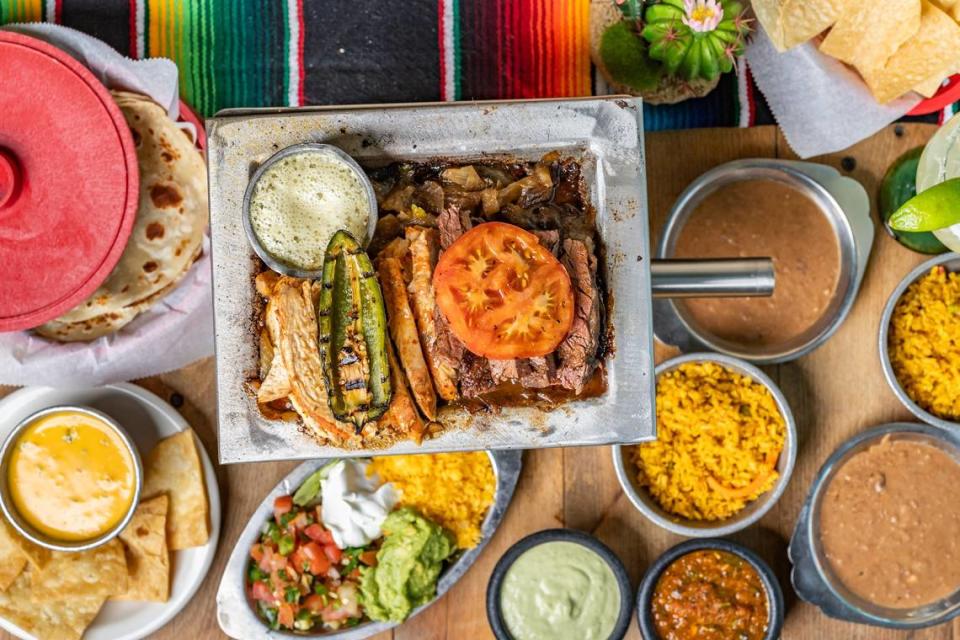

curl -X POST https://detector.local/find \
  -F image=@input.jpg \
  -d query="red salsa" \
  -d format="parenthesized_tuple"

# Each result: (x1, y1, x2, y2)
(247, 495, 378, 632)
(651, 549, 769, 640)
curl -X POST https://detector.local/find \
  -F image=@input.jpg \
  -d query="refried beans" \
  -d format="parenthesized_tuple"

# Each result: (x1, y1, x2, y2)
(673, 179, 841, 347)
(819, 436, 960, 609)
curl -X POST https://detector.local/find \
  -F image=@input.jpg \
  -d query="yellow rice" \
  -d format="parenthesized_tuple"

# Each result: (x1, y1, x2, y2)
(369, 452, 495, 549)
(889, 266, 960, 421)
(629, 361, 786, 521)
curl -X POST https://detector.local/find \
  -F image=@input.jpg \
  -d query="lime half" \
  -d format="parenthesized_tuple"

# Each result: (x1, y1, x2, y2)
(888, 177, 960, 232)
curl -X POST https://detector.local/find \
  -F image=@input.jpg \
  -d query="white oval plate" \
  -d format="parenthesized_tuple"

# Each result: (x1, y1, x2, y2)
(0, 383, 221, 640)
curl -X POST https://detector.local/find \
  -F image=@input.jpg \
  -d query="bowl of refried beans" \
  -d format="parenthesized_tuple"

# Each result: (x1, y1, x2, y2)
(657, 159, 862, 363)
(798, 423, 960, 628)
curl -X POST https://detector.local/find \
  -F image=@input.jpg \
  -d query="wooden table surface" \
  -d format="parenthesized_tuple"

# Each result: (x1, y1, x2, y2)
(2, 123, 954, 640)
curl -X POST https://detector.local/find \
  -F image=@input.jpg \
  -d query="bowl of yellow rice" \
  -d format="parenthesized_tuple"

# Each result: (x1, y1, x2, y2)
(613, 353, 796, 537)
(880, 253, 960, 430)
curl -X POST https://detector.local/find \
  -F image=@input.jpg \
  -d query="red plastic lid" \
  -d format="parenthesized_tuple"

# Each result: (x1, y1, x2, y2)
(0, 32, 138, 332)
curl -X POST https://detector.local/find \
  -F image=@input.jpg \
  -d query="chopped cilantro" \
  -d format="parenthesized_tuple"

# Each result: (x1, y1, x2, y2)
(247, 563, 268, 583)
(278, 534, 295, 556)
(313, 583, 328, 596)
(284, 586, 300, 603)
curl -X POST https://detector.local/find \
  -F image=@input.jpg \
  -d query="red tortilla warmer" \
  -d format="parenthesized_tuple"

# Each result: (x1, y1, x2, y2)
(0, 31, 139, 332)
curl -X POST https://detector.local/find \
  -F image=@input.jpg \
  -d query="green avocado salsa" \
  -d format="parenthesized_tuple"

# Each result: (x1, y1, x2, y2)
(359, 507, 457, 622)
(500, 541, 621, 640)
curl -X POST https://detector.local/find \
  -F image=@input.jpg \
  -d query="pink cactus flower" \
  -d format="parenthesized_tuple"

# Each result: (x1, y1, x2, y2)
(682, 0, 724, 32)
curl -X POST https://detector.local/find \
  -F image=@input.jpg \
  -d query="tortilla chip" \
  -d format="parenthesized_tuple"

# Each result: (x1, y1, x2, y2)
(30, 539, 127, 601)
(142, 430, 210, 550)
(116, 495, 170, 602)
(753, 0, 844, 51)
(820, 0, 921, 70)
(932, 0, 960, 18)
(1, 518, 49, 570)
(0, 571, 105, 640)
(915, 73, 949, 97)
(0, 523, 26, 591)
(859, 0, 960, 103)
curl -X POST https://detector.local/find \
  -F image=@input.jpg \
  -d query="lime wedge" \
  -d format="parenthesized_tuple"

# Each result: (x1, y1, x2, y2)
(888, 177, 960, 232)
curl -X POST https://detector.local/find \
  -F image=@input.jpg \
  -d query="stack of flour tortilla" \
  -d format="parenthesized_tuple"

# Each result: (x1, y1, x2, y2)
(36, 92, 208, 342)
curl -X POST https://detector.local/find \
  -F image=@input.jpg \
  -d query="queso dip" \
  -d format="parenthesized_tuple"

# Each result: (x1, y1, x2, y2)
(7, 410, 137, 541)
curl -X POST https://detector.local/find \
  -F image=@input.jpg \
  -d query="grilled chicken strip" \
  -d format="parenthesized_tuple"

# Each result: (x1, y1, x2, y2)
(406, 226, 460, 401)
(269, 276, 354, 443)
(378, 257, 438, 420)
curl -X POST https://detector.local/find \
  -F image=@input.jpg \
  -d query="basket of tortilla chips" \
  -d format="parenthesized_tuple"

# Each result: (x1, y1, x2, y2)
(754, 0, 960, 104)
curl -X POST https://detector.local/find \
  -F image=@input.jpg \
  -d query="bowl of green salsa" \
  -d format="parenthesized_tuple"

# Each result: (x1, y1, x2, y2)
(486, 529, 632, 640)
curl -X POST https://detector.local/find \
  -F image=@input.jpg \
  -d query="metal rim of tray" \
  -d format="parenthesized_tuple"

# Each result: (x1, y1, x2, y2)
(656, 159, 861, 364)
(878, 252, 960, 430)
(215, 449, 523, 640)
(612, 352, 797, 538)
(791, 422, 960, 628)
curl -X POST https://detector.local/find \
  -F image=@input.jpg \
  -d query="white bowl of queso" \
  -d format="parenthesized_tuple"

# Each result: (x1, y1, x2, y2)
(0, 405, 142, 552)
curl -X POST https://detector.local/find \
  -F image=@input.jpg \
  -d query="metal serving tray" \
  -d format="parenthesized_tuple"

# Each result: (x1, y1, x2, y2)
(216, 450, 522, 639)
(207, 98, 654, 463)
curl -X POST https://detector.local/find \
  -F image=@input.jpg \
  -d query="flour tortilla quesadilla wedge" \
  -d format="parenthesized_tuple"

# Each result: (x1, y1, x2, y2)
(36, 91, 207, 342)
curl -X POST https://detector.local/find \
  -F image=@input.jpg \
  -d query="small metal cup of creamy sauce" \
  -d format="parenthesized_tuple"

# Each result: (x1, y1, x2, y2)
(486, 529, 633, 640)
(655, 159, 868, 364)
(242, 143, 378, 278)
(0, 405, 143, 552)
(790, 423, 960, 628)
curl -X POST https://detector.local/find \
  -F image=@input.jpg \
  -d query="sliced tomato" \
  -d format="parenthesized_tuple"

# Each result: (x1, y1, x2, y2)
(251, 580, 276, 604)
(250, 543, 265, 564)
(303, 594, 327, 614)
(291, 548, 309, 573)
(303, 524, 328, 542)
(273, 495, 293, 521)
(323, 544, 343, 564)
(277, 603, 295, 629)
(433, 222, 575, 359)
(302, 542, 332, 575)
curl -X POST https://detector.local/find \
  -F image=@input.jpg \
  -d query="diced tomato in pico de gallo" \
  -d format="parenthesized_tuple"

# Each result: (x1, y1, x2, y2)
(247, 495, 372, 632)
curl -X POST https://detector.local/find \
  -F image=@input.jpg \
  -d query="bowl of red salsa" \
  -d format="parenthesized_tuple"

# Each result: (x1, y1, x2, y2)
(637, 539, 784, 640)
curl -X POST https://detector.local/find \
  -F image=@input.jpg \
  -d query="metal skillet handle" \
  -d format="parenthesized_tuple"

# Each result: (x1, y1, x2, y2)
(650, 258, 774, 298)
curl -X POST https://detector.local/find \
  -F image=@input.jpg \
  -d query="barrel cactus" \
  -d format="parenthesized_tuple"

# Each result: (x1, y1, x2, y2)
(641, 0, 752, 82)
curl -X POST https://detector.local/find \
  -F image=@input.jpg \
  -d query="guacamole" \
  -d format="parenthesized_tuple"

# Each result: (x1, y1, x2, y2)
(359, 507, 456, 621)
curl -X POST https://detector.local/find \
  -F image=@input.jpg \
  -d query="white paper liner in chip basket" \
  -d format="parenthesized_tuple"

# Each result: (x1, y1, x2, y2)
(0, 24, 213, 387)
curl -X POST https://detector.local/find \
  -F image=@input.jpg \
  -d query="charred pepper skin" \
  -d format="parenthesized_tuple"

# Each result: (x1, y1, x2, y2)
(318, 230, 392, 429)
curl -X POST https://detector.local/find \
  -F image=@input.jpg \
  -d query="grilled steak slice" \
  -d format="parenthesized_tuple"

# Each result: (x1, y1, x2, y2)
(518, 356, 556, 389)
(459, 351, 496, 398)
(437, 204, 474, 251)
(554, 238, 601, 393)
(488, 359, 520, 385)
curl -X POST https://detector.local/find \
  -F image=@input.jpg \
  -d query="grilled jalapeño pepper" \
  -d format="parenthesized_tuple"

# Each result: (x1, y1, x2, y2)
(318, 230, 391, 429)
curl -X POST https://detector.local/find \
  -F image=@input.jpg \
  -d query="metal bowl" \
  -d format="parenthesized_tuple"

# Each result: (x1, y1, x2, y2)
(655, 159, 863, 364)
(486, 528, 633, 640)
(0, 405, 143, 552)
(241, 142, 379, 279)
(216, 450, 522, 640)
(613, 352, 797, 537)
(790, 422, 960, 628)
(636, 538, 784, 640)
(879, 253, 960, 429)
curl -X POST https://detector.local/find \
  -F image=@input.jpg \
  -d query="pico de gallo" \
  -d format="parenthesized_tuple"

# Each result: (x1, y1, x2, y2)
(247, 493, 379, 632)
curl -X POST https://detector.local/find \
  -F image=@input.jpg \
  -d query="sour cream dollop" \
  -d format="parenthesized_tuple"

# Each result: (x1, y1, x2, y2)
(320, 459, 398, 548)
